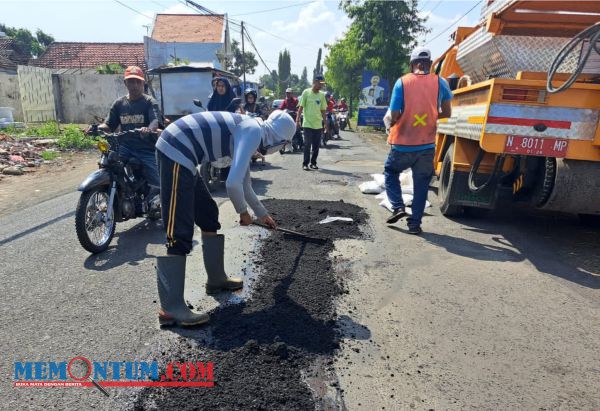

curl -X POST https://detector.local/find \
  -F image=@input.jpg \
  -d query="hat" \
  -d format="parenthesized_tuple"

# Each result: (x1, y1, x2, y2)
(410, 47, 432, 62)
(285, 87, 293, 93)
(124, 66, 145, 81)
(313, 74, 325, 83)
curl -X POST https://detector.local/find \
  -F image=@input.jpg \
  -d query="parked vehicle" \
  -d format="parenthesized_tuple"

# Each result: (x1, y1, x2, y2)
(433, 1, 600, 222)
(75, 126, 160, 254)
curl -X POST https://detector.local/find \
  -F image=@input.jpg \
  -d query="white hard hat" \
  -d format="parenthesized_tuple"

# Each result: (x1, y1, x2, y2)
(285, 88, 293, 93)
(410, 47, 432, 62)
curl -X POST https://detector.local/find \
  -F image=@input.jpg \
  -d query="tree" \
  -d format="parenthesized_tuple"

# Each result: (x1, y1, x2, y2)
(227, 39, 258, 77)
(324, 24, 364, 116)
(339, 0, 427, 82)
(299, 66, 309, 90)
(0, 23, 54, 59)
(277, 49, 291, 96)
(314, 48, 322, 77)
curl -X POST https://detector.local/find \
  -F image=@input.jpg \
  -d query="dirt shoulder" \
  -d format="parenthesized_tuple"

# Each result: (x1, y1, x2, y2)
(0, 151, 98, 217)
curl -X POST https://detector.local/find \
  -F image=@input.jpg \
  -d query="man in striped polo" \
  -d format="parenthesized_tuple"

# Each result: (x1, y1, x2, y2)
(154, 110, 296, 327)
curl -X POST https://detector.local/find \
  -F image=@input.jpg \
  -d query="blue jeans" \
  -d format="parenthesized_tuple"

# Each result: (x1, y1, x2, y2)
(384, 148, 434, 227)
(119, 144, 160, 189)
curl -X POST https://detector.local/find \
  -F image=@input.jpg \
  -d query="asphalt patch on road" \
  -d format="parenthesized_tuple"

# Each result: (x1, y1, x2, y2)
(117, 199, 367, 410)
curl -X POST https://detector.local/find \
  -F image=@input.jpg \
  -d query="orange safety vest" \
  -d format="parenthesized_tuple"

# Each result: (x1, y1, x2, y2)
(387, 73, 439, 146)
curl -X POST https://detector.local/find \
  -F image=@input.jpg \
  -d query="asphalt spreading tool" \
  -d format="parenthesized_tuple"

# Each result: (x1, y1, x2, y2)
(253, 222, 327, 245)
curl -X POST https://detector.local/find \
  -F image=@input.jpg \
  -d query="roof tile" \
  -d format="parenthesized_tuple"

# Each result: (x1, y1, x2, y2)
(151, 14, 224, 43)
(31, 42, 146, 70)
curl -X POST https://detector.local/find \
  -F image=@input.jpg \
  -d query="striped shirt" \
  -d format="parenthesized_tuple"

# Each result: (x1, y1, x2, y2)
(156, 112, 247, 174)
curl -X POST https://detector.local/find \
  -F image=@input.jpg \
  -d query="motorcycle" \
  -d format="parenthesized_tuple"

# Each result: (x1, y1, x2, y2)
(337, 109, 348, 131)
(75, 126, 160, 254)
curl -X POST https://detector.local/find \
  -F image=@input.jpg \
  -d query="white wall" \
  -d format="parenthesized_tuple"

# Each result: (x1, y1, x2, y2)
(0, 72, 23, 121)
(57, 74, 127, 124)
(145, 37, 223, 70)
(159, 71, 213, 117)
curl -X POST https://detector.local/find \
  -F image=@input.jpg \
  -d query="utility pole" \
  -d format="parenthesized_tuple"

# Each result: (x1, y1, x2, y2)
(241, 21, 246, 89)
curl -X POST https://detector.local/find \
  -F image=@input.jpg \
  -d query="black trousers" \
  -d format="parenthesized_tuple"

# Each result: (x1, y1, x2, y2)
(303, 127, 321, 166)
(157, 152, 221, 256)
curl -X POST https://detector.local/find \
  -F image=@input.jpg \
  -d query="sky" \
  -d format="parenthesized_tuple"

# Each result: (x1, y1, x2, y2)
(0, 0, 483, 81)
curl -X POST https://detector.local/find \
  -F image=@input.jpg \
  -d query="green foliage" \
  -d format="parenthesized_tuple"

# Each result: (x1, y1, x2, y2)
(0, 23, 54, 58)
(299, 67, 310, 91)
(277, 49, 292, 96)
(324, 0, 427, 114)
(314, 48, 322, 77)
(228, 39, 258, 77)
(324, 25, 364, 114)
(168, 57, 191, 67)
(339, 0, 427, 82)
(30, 121, 60, 137)
(41, 150, 59, 161)
(96, 63, 125, 74)
(57, 125, 95, 150)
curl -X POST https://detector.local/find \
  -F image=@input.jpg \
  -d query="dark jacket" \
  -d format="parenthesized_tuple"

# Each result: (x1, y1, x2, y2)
(207, 77, 237, 112)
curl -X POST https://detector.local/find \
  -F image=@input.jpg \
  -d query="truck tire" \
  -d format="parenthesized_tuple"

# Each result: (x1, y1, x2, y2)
(438, 144, 463, 216)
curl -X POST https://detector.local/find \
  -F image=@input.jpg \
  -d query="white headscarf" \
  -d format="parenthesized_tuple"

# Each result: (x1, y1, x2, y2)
(259, 110, 296, 154)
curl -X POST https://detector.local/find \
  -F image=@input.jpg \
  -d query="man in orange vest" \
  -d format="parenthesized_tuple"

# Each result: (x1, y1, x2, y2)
(384, 47, 453, 234)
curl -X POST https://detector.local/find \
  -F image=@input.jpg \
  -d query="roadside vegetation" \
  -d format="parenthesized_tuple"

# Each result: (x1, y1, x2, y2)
(3, 122, 97, 149)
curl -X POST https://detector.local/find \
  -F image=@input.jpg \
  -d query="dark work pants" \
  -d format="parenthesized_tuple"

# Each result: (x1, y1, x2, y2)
(303, 127, 321, 166)
(157, 152, 221, 255)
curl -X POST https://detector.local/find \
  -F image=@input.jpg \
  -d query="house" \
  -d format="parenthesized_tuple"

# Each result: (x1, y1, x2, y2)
(0, 36, 30, 74)
(145, 14, 231, 70)
(31, 42, 146, 73)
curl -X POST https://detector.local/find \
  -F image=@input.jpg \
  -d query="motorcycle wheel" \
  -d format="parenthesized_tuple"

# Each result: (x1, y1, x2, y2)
(75, 187, 116, 254)
(340, 122, 346, 131)
(200, 162, 219, 192)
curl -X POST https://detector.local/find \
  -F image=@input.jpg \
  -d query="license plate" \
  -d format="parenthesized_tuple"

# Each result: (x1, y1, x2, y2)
(504, 135, 568, 157)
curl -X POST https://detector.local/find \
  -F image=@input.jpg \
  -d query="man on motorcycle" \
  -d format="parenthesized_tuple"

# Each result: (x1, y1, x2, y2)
(98, 66, 161, 208)
(337, 97, 352, 130)
(325, 92, 339, 138)
(280, 88, 298, 111)
(154, 110, 296, 327)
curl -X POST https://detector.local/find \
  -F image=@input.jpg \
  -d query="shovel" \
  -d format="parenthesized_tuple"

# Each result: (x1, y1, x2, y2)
(253, 222, 327, 245)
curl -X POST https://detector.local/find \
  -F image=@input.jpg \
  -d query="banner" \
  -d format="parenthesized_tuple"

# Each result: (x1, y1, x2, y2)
(358, 71, 390, 108)
(357, 70, 390, 127)
(357, 107, 388, 128)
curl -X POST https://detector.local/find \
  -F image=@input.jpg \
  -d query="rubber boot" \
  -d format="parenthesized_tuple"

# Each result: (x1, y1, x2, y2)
(203, 234, 243, 294)
(156, 255, 209, 327)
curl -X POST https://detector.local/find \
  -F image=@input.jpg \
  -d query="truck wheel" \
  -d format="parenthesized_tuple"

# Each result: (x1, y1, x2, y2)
(438, 144, 463, 216)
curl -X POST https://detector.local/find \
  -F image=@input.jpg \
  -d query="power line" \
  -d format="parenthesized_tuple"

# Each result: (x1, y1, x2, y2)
(113, 0, 153, 19)
(230, 1, 315, 17)
(243, 21, 314, 50)
(243, 26, 273, 75)
(428, 0, 443, 14)
(424, 0, 483, 46)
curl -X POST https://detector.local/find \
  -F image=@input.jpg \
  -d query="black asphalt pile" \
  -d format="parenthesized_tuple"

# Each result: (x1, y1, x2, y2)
(126, 199, 367, 410)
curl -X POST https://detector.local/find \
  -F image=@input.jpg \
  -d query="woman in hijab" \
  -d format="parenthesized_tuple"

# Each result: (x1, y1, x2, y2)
(207, 77, 238, 112)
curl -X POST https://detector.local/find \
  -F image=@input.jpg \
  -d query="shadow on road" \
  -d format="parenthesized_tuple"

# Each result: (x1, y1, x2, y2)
(444, 209, 600, 289)
(83, 219, 164, 271)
